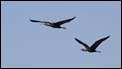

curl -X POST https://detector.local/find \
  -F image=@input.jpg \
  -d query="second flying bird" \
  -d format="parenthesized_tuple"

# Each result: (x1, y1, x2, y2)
(30, 17, 76, 29)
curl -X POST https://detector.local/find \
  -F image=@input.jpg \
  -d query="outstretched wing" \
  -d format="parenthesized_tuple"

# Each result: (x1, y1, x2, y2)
(90, 36, 110, 50)
(75, 38, 89, 48)
(55, 16, 76, 25)
(29, 19, 50, 23)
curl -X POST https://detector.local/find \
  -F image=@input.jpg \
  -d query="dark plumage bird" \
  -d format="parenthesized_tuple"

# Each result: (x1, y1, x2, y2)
(75, 36, 110, 53)
(29, 17, 76, 29)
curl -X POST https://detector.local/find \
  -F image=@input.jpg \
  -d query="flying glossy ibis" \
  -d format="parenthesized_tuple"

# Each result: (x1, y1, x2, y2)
(30, 16, 76, 29)
(75, 36, 110, 53)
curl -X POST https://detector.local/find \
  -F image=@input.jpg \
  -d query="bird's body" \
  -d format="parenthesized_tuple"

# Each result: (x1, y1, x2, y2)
(75, 36, 110, 53)
(30, 16, 76, 29)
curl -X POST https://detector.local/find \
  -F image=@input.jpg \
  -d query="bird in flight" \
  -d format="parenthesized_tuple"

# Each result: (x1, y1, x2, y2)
(29, 16, 76, 29)
(75, 36, 110, 53)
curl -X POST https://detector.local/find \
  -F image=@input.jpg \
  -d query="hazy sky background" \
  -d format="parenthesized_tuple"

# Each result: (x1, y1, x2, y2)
(1, 1, 121, 68)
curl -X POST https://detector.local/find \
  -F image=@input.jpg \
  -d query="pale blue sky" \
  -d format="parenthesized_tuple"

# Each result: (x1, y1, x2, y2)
(1, 1, 121, 68)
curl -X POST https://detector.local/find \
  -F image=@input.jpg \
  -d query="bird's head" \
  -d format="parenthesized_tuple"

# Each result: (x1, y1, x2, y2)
(61, 27, 66, 29)
(81, 48, 87, 51)
(96, 50, 101, 53)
